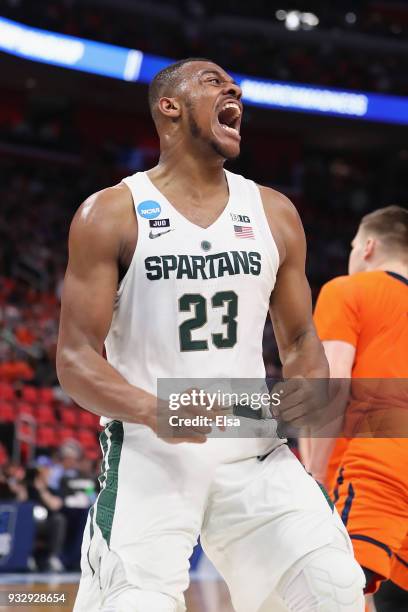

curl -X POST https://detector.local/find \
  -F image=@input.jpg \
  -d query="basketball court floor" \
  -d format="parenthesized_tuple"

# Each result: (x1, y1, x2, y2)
(0, 572, 234, 611)
(0, 573, 378, 611)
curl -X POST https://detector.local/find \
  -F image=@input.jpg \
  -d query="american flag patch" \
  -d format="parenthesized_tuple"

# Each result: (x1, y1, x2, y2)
(234, 224, 255, 239)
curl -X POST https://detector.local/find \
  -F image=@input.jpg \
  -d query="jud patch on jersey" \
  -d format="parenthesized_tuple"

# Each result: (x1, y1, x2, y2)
(149, 218, 170, 228)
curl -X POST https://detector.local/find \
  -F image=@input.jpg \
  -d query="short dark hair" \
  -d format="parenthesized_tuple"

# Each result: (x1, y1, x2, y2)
(360, 205, 408, 254)
(148, 57, 212, 117)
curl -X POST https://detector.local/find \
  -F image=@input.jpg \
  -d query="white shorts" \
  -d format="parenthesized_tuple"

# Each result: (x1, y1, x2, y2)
(74, 421, 358, 612)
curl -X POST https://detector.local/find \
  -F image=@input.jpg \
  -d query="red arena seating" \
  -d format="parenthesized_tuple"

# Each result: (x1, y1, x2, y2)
(56, 427, 76, 444)
(36, 425, 57, 448)
(78, 410, 97, 429)
(0, 401, 14, 422)
(21, 386, 39, 404)
(16, 402, 35, 417)
(77, 429, 98, 450)
(36, 403, 56, 424)
(0, 443, 8, 465)
(38, 387, 54, 404)
(85, 447, 100, 461)
(59, 406, 78, 428)
(0, 382, 15, 402)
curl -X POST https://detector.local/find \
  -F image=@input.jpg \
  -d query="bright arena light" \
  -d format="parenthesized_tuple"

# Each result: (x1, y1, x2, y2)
(283, 10, 319, 30)
(345, 12, 357, 24)
(302, 12, 319, 27)
(0, 18, 84, 64)
(240, 79, 369, 117)
(33, 505, 48, 520)
(1, 16, 408, 125)
(285, 11, 301, 30)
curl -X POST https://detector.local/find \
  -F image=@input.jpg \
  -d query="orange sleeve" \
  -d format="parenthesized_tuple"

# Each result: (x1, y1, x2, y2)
(314, 277, 360, 347)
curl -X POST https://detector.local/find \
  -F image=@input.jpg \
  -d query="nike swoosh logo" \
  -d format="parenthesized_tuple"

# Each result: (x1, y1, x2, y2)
(149, 229, 174, 239)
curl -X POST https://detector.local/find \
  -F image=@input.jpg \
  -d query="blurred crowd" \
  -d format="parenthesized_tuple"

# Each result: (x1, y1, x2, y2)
(0, 439, 97, 570)
(0, 160, 89, 387)
(2, 0, 408, 95)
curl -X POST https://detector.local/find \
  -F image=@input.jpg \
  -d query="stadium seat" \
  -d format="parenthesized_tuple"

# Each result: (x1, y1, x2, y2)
(78, 410, 97, 429)
(0, 401, 14, 423)
(21, 385, 39, 404)
(59, 406, 78, 428)
(0, 382, 15, 402)
(36, 425, 57, 448)
(56, 427, 76, 444)
(38, 387, 55, 404)
(77, 429, 99, 449)
(16, 402, 35, 417)
(0, 442, 8, 465)
(36, 403, 56, 424)
(85, 447, 100, 461)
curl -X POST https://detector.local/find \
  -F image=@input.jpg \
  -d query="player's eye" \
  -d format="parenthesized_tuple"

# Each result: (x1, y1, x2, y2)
(208, 77, 221, 84)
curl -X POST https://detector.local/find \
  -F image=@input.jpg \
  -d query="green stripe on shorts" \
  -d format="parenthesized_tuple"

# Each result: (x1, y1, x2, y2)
(95, 420, 124, 546)
(316, 480, 334, 512)
(98, 429, 109, 488)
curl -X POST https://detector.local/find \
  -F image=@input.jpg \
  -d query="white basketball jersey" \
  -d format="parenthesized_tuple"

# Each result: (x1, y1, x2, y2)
(104, 169, 282, 458)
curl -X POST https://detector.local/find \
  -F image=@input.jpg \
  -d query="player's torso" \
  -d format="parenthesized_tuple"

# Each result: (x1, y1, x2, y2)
(105, 170, 279, 394)
(352, 270, 408, 378)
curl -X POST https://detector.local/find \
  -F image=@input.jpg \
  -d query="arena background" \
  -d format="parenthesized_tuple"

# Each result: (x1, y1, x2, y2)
(0, 1, 407, 610)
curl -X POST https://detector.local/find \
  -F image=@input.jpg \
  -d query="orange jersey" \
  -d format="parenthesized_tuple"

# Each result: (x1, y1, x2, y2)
(313, 270, 408, 592)
(314, 270, 408, 378)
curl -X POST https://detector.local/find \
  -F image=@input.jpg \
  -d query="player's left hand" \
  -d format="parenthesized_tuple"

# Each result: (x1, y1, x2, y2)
(270, 376, 329, 432)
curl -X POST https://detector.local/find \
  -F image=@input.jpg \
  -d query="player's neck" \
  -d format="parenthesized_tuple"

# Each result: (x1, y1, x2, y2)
(154, 147, 226, 191)
(371, 260, 408, 278)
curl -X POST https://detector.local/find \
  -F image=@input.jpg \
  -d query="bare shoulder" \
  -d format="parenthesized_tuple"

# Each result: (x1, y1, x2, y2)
(257, 185, 305, 263)
(68, 182, 136, 267)
(72, 182, 134, 235)
(258, 185, 302, 225)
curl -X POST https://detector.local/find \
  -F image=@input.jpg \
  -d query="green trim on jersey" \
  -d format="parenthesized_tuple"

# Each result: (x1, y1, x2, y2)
(95, 420, 124, 546)
(316, 480, 334, 512)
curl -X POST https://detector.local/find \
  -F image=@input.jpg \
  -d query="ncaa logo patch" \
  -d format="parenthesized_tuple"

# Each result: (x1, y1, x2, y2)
(137, 200, 161, 220)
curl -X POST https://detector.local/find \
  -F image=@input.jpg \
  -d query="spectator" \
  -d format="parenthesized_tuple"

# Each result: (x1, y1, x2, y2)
(24, 457, 67, 572)
(0, 462, 27, 501)
(48, 440, 82, 492)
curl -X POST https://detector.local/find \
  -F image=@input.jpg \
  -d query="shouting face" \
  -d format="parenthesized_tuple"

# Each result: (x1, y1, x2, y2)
(158, 61, 243, 160)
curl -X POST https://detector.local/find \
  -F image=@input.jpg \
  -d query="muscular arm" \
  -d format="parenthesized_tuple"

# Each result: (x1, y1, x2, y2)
(302, 340, 354, 482)
(56, 185, 156, 428)
(261, 188, 329, 379)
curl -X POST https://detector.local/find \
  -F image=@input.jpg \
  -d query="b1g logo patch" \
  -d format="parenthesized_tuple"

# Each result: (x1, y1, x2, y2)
(137, 200, 161, 219)
(231, 213, 250, 223)
(149, 218, 170, 228)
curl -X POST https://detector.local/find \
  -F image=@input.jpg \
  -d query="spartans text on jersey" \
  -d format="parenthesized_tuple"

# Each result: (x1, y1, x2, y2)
(144, 251, 261, 280)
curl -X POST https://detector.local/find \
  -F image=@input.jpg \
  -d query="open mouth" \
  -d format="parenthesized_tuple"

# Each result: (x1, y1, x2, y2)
(217, 102, 241, 136)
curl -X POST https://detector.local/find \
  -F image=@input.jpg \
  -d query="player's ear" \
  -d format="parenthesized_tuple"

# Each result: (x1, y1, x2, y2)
(363, 237, 376, 259)
(158, 97, 181, 120)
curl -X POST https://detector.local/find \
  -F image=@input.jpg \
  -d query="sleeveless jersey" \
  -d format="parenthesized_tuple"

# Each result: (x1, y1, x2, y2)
(104, 170, 282, 458)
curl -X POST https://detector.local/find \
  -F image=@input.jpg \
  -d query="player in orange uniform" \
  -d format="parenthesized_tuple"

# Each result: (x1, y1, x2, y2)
(302, 206, 408, 609)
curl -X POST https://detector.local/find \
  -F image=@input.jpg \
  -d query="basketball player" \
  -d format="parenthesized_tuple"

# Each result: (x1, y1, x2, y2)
(57, 59, 365, 611)
(302, 206, 408, 608)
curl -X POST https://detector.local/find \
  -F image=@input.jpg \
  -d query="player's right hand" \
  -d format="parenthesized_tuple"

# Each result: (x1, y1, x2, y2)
(154, 388, 227, 444)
